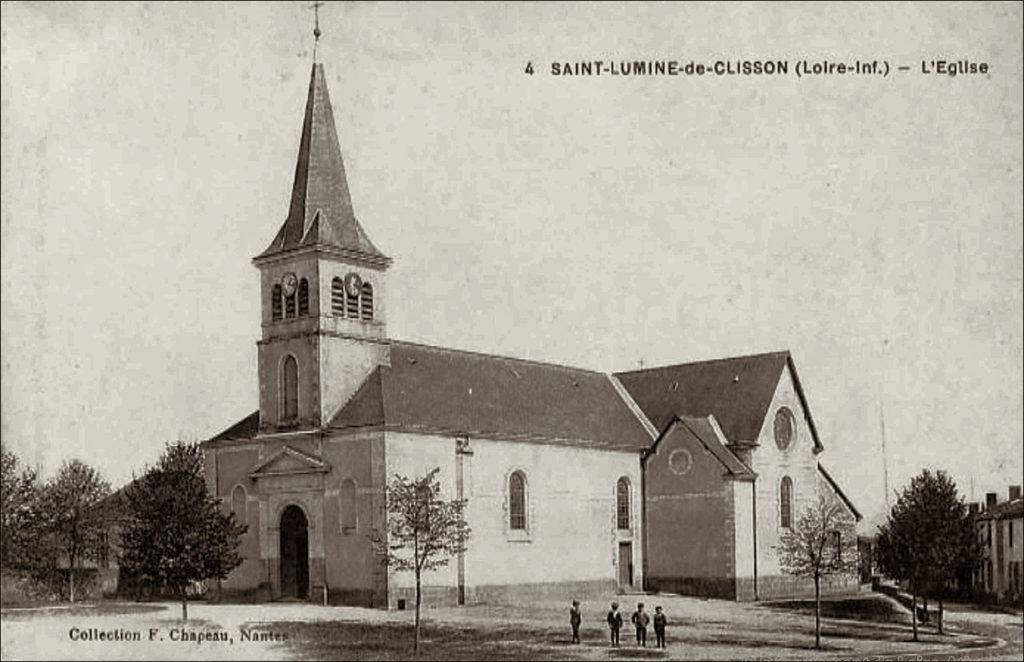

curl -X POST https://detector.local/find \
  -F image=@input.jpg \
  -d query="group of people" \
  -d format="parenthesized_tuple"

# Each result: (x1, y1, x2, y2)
(568, 600, 668, 648)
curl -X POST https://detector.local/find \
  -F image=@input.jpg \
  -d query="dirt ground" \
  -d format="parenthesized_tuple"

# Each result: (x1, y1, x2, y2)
(1, 592, 1019, 660)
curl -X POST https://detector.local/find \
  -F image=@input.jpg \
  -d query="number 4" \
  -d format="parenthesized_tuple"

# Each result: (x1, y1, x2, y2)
(524, 61, 534, 75)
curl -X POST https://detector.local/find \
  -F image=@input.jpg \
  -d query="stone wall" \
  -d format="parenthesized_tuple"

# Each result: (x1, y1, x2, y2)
(643, 422, 739, 600)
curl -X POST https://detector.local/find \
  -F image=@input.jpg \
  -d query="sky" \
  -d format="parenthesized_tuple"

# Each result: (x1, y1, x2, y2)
(2, 1, 1021, 529)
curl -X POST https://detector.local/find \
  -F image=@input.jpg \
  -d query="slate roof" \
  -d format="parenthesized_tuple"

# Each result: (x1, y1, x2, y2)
(978, 498, 1024, 520)
(614, 351, 823, 450)
(818, 463, 863, 521)
(328, 341, 652, 452)
(257, 63, 388, 264)
(203, 347, 831, 464)
(208, 410, 259, 443)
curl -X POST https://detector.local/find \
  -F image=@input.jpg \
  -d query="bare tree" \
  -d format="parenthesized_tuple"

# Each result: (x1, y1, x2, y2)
(373, 468, 470, 656)
(777, 493, 859, 648)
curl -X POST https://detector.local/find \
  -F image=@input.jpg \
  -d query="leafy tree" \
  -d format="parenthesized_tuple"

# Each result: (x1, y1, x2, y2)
(119, 441, 245, 620)
(40, 459, 111, 602)
(875, 469, 981, 638)
(875, 515, 923, 640)
(1, 449, 45, 570)
(373, 468, 470, 655)
(777, 493, 859, 649)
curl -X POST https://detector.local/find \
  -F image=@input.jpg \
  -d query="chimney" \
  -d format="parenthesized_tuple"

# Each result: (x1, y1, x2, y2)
(1010, 485, 1022, 501)
(985, 492, 998, 509)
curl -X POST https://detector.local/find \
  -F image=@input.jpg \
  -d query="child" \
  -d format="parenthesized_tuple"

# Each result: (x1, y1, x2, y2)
(569, 599, 582, 644)
(631, 602, 650, 647)
(606, 601, 623, 646)
(653, 605, 667, 648)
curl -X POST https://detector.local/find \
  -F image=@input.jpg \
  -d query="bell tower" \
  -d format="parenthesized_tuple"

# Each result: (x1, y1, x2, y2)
(253, 62, 392, 433)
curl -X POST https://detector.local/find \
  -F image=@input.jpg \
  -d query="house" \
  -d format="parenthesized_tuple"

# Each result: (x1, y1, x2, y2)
(973, 486, 1023, 602)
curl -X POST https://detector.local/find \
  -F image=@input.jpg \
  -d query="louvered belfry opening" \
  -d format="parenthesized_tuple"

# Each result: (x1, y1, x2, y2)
(331, 277, 345, 315)
(298, 278, 309, 316)
(272, 284, 283, 321)
(284, 289, 297, 319)
(346, 287, 360, 318)
(360, 283, 374, 320)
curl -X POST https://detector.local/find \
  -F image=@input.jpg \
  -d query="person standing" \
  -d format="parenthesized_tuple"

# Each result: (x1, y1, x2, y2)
(631, 602, 650, 647)
(569, 599, 582, 644)
(653, 605, 668, 648)
(606, 601, 623, 647)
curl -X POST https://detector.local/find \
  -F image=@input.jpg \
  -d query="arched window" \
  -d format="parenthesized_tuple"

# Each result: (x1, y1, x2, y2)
(780, 476, 793, 528)
(831, 530, 842, 565)
(616, 477, 631, 530)
(340, 479, 357, 533)
(272, 284, 283, 321)
(509, 471, 527, 530)
(346, 284, 360, 318)
(298, 278, 309, 316)
(331, 277, 345, 316)
(282, 355, 298, 421)
(360, 283, 374, 321)
(232, 485, 247, 523)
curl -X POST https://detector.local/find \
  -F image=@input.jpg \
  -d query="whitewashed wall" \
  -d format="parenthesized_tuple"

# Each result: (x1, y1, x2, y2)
(384, 432, 642, 596)
(749, 365, 823, 578)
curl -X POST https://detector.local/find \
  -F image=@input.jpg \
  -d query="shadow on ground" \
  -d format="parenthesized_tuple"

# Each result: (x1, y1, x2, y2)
(759, 596, 908, 625)
(251, 621, 590, 661)
(0, 602, 166, 621)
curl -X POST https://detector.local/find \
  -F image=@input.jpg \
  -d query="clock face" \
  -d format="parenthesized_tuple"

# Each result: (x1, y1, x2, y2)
(344, 272, 363, 297)
(281, 272, 297, 296)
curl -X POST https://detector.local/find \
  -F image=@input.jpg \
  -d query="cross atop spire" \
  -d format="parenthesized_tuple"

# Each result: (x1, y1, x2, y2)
(310, 2, 324, 62)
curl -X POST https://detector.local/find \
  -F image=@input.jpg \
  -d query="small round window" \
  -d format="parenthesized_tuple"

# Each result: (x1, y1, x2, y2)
(668, 449, 693, 476)
(774, 407, 795, 450)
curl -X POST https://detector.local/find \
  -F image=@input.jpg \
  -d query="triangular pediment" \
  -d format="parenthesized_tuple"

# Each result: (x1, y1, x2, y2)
(249, 446, 329, 478)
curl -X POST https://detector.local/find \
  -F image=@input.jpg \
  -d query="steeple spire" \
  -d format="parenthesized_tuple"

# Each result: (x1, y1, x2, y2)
(258, 62, 389, 266)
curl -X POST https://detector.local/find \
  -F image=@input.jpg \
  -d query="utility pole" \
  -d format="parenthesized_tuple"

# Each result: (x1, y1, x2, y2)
(879, 384, 891, 511)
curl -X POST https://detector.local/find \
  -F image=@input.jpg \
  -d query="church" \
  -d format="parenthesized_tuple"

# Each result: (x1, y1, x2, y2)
(201, 60, 861, 608)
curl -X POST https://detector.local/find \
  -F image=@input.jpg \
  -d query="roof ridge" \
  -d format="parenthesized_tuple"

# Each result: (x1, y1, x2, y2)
(614, 349, 791, 376)
(390, 339, 606, 376)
